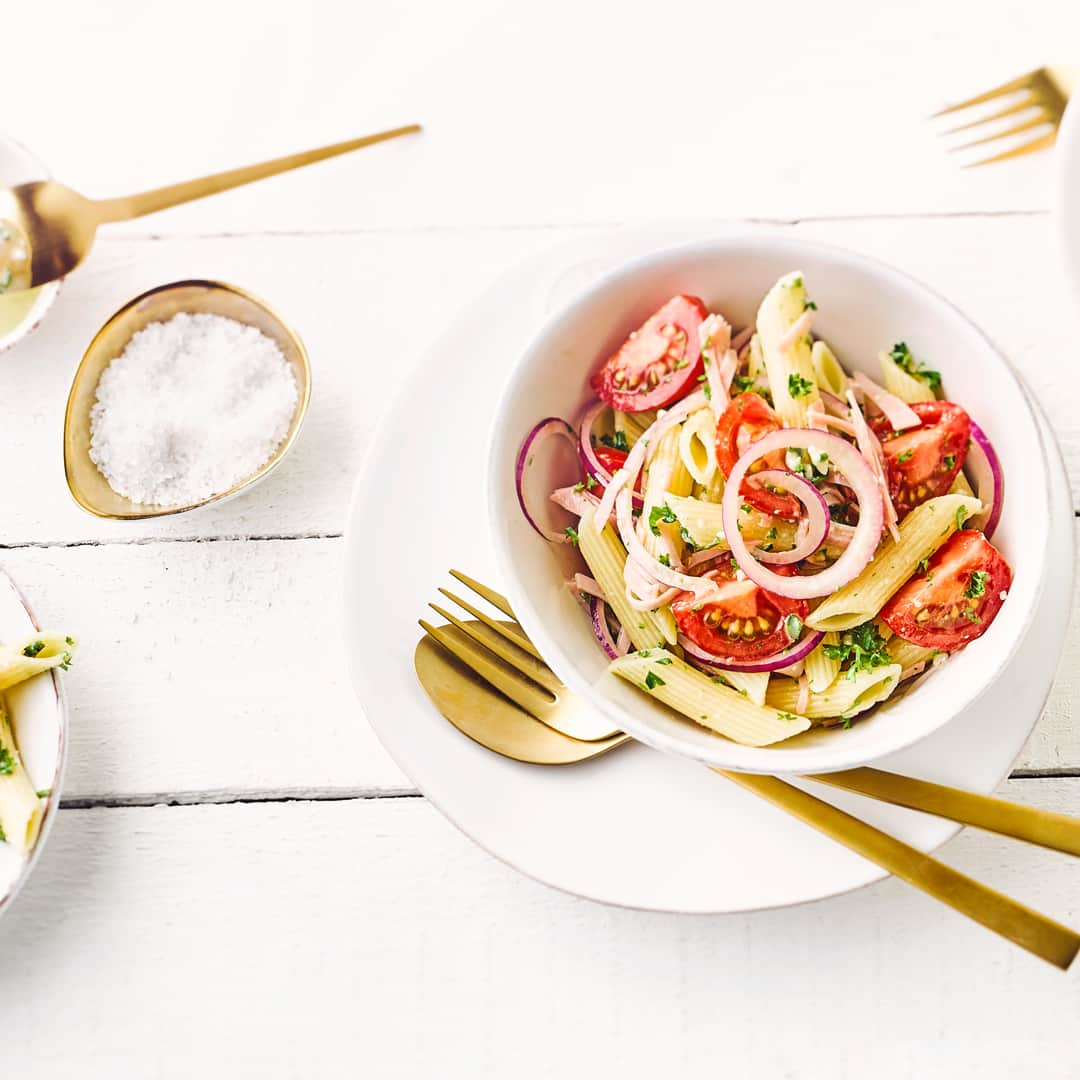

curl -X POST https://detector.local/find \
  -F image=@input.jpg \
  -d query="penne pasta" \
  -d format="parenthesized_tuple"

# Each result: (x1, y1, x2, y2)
(712, 668, 770, 707)
(887, 638, 938, 670)
(806, 494, 983, 632)
(949, 470, 975, 498)
(804, 632, 841, 693)
(613, 409, 657, 448)
(577, 508, 670, 650)
(766, 664, 902, 721)
(0, 702, 43, 854)
(678, 408, 719, 487)
(609, 649, 810, 746)
(0, 633, 77, 691)
(756, 272, 822, 427)
(879, 350, 937, 404)
(811, 340, 848, 397)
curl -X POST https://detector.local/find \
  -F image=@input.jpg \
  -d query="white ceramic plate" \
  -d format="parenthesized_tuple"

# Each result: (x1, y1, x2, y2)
(1055, 98, 1080, 310)
(0, 573, 68, 917)
(489, 237, 1048, 775)
(344, 224, 1073, 913)
(0, 135, 61, 353)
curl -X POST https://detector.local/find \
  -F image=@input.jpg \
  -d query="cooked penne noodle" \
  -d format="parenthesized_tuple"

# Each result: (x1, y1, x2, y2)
(747, 333, 766, 381)
(949, 470, 976, 498)
(712, 668, 770, 707)
(609, 649, 810, 746)
(806, 494, 983, 632)
(577, 508, 671, 650)
(887, 638, 937, 670)
(811, 341, 848, 397)
(0, 633, 77, 691)
(805, 632, 841, 693)
(0, 703, 43, 854)
(678, 408, 719, 486)
(766, 663, 902, 721)
(879, 351, 937, 404)
(756, 272, 821, 427)
(613, 409, 656, 447)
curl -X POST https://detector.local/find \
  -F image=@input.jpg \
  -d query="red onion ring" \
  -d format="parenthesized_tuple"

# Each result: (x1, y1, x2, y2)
(589, 595, 621, 660)
(577, 399, 644, 509)
(678, 627, 825, 673)
(721, 429, 883, 599)
(966, 421, 1004, 540)
(851, 371, 921, 431)
(819, 390, 849, 416)
(516, 418, 579, 542)
(747, 469, 829, 564)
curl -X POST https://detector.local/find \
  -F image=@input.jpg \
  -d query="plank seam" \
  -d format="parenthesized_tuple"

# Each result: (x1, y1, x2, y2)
(59, 787, 422, 809)
(0, 531, 343, 551)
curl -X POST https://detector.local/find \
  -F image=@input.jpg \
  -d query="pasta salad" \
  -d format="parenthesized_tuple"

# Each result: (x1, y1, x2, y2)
(515, 272, 1010, 747)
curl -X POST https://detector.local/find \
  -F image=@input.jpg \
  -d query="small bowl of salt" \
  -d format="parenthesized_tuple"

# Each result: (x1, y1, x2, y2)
(64, 280, 311, 518)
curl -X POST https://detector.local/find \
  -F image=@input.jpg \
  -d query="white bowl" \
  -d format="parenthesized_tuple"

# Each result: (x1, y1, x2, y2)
(0, 134, 61, 353)
(488, 235, 1052, 775)
(1055, 97, 1080, 311)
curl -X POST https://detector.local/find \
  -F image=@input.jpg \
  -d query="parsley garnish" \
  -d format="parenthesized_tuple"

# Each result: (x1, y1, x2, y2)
(644, 671, 666, 690)
(599, 431, 630, 453)
(22, 641, 45, 658)
(648, 504, 678, 536)
(636, 650, 651, 657)
(0, 747, 16, 775)
(964, 570, 989, 600)
(888, 342, 941, 391)
(787, 373, 814, 398)
(65, 636, 74, 646)
(739, 502, 752, 514)
(658, 554, 671, 567)
(943, 454, 956, 471)
(803, 299, 817, 311)
(896, 449, 913, 463)
(916, 556, 930, 575)
(60, 652, 73, 671)
(777, 712, 799, 723)
(655, 657, 673, 666)
(955, 505, 969, 531)
(765, 527, 778, 539)
(823, 621, 892, 680)
(564, 526, 580, 545)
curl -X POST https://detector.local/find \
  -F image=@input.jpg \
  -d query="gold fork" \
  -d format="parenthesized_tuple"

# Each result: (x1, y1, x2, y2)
(933, 66, 1077, 166)
(416, 571, 1080, 968)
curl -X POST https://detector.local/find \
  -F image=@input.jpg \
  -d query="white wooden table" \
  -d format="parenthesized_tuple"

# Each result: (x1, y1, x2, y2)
(5, 2, 1080, 1075)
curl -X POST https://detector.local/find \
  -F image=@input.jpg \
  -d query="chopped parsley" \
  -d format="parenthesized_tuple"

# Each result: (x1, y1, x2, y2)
(599, 431, 630, 453)
(955, 505, 969, 531)
(636, 650, 652, 657)
(36, 789, 52, 799)
(739, 502, 753, 514)
(658, 554, 671, 567)
(564, 526, 580, 545)
(916, 556, 931, 576)
(0, 747, 15, 776)
(803, 299, 818, 311)
(0, 822, 5, 842)
(65, 636, 74, 646)
(648, 504, 678, 536)
(943, 454, 956, 471)
(644, 670, 666, 690)
(765, 527, 778, 540)
(655, 657, 673, 666)
(60, 652, 73, 671)
(823, 621, 892, 680)
(787, 373, 814, 398)
(732, 374, 756, 394)
(22, 641, 45, 658)
(573, 475, 599, 494)
(777, 712, 799, 723)
(896, 449, 913, 464)
(888, 342, 941, 391)
(964, 570, 989, 600)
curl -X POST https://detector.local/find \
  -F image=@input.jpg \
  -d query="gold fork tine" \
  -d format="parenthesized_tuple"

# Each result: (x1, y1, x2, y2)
(449, 568, 515, 618)
(941, 97, 1042, 135)
(930, 70, 1040, 118)
(965, 131, 1058, 168)
(949, 114, 1053, 153)
(428, 602, 562, 694)
(418, 619, 554, 716)
(437, 587, 543, 661)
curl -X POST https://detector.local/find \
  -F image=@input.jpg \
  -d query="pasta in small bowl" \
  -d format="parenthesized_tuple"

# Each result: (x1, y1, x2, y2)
(488, 236, 1055, 775)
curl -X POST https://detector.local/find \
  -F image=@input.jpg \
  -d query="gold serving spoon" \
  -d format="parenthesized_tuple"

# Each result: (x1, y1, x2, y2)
(415, 571, 1080, 969)
(0, 124, 421, 293)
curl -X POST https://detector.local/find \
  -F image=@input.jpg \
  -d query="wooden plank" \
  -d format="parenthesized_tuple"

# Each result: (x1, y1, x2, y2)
(5, 1, 1061, 231)
(2, 525, 1076, 802)
(4, 784, 1080, 1077)
(2, 213, 1079, 551)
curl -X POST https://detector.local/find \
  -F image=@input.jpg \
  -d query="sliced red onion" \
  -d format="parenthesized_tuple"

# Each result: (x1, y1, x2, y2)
(852, 371, 921, 432)
(721, 429, 883, 599)
(589, 596, 621, 660)
(551, 485, 601, 519)
(730, 326, 753, 352)
(574, 573, 606, 600)
(577, 400, 643, 509)
(516, 418, 579, 542)
(847, 390, 900, 541)
(678, 627, 825, 673)
(748, 469, 829, 564)
(966, 421, 1004, 539)
(819, 389, 849, 416)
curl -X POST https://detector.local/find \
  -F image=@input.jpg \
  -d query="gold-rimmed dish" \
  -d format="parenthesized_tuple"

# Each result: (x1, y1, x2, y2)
(63, 279, 311, 520)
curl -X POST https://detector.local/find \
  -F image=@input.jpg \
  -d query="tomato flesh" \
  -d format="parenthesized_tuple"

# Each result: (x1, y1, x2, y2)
(590, 445, 642, 494)
(877, 401, 971, 518)
(672, 558, 808, 660)
(592, 295, 709, 413)
(881, 530, 1011, 651)
(714, 393, 801, 519)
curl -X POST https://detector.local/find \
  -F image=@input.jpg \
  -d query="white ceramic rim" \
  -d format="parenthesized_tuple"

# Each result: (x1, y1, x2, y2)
(487, 234, 1053, 776)
(1054, 97, 1080, 311)
(0, 572, 70, 920)
(0, 133, 62, 354)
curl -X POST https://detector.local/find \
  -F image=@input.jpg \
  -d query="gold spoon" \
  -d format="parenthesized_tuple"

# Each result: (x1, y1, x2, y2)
(0, 124, 421, 293)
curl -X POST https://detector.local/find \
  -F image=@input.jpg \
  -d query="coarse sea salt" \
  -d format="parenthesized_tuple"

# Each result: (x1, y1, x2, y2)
(89, 312, 299, 508)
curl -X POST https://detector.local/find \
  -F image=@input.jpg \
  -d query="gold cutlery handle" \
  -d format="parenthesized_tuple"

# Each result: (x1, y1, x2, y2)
(92, 124, 422, 223)
(720, 770, 1080, 970)
(811, 767, 1080, 857)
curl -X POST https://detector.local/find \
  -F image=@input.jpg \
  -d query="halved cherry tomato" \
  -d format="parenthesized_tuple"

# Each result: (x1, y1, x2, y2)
(876, 401, 971, 518)
(590, 445, 642, 494)
(672, 557, 808, 660)
(714, 393, 801, 519)
(881, 530, 1011, 651)
(592, 295, 709, 413)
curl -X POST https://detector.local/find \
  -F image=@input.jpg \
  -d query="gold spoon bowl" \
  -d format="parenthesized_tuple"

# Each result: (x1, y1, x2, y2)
(63, 279, 311, 519)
